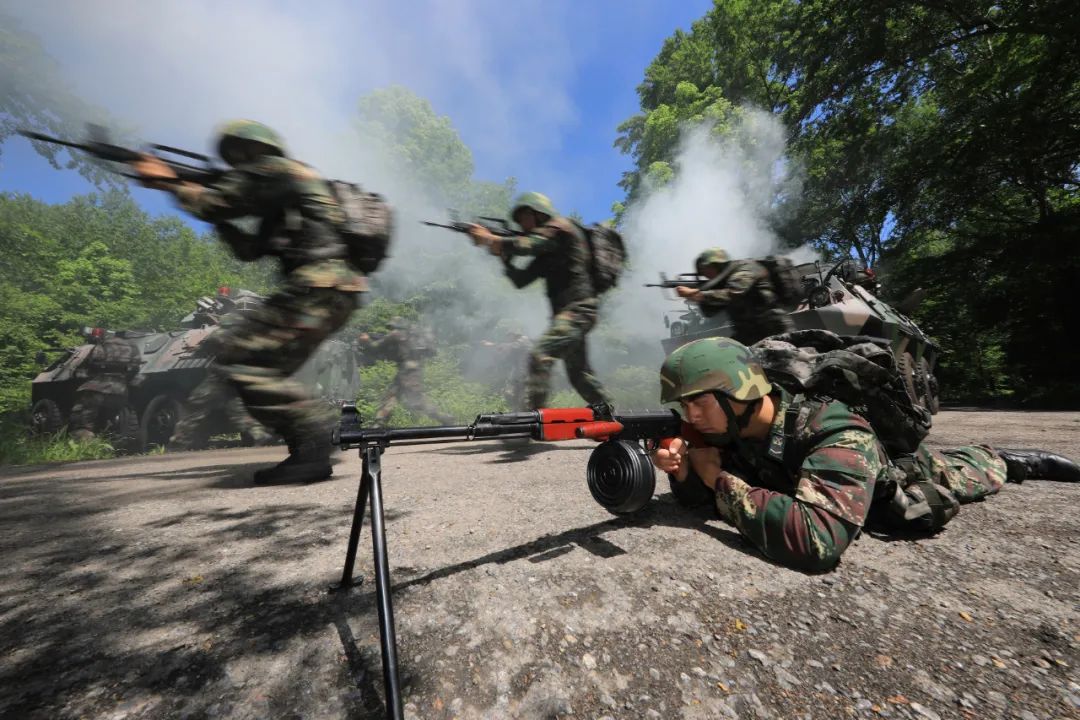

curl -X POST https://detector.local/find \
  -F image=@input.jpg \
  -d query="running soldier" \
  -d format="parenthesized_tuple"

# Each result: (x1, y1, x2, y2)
(131, 120, 366, 483)
(359, 319, 454, 426)
(68, 330, 141, 442)
(467, 192, 612, 409)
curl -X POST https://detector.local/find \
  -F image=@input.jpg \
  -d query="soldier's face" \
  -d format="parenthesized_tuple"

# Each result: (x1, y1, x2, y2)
(680, 393, 729, 433)
(701, 266, 720, 279)
(514, 209, 538, 232)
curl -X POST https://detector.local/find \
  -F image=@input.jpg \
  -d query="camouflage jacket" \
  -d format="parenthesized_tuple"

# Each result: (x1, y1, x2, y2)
(501, 216, 595, 314)
(698, 259, 792, 342)
(362, 329, 433, 373)
(688, 388, 886, 571)
(77, 336, 141, 395)
(176, 156, 365, 292)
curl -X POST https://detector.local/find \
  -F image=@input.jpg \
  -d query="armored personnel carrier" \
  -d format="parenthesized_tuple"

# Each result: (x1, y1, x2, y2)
(657, 259, 941, 413)
(29, 288, 362, 450)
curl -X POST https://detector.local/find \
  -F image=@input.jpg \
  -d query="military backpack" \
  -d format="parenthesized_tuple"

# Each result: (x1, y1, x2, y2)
(758, 255, 804, 307)
(574, 221, 627, 295)
(751, 330, 956, 533)
(327, 180, 395, 273)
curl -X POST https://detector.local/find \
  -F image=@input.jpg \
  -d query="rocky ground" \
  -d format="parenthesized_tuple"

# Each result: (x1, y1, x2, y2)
(0, 410, 1077, 720)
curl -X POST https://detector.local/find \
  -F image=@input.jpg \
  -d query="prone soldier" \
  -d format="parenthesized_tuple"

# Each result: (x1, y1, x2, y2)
(651, 337, 1080, 571)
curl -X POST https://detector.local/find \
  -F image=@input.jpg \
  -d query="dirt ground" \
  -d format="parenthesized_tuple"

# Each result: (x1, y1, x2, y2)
(0, 410, 1077, 720)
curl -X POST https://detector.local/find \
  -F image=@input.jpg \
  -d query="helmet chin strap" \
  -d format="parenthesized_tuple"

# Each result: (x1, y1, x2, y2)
(711, 392, 760, 459)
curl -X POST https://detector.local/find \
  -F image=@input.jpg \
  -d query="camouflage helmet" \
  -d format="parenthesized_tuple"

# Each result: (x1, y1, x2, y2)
(216, 120, 286, 164)
(694, 248, 730, 274)
(510, 191, 556, 220)
(660, 337, 772, 404)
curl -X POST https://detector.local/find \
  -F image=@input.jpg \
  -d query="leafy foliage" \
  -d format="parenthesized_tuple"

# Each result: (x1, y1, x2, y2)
(618, 0, 1079, 406)
(0, 191, 273, 416)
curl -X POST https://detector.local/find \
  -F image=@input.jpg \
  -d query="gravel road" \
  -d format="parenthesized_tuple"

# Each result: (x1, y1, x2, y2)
(1, 410, 1077, 719)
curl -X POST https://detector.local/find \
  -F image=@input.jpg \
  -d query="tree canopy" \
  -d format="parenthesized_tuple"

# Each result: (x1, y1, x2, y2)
(617, 0, 1079, 405)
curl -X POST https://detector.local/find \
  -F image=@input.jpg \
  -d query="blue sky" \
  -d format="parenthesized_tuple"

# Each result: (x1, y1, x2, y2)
(1, 1, 714, 225)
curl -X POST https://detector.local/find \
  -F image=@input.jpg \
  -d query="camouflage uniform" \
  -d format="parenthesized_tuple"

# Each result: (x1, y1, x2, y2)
(488, 334, 532, 411)
(171, 370, 273, 449)
(167, 121, 364, 458)
(362, 326, 453, 425)
(661, 338, 1007, 572)
(68, 335, 141, 441)
(499, 193, 611, 409)
(694, 249, 793, 345)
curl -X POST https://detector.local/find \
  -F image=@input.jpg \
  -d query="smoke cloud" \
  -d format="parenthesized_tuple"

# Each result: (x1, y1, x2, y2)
(603, 109, 811, 372)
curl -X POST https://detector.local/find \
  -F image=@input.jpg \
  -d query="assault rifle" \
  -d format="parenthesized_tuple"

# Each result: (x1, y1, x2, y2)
(19, 124, 226, 185)
(421, 213, 521, 238)
(645, 272, 725, 290)
(330, 402, 701, 719)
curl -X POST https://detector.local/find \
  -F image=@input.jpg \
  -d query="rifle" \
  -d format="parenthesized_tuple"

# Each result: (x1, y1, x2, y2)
(644, 272, 726, 290)
(330, 401, 702, 719)
(421, 214, 521, 238)
(19, 124, 226, 185)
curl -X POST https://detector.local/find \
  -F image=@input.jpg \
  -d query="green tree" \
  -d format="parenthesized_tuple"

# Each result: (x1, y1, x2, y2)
(0, 12, 117, 186)
(617, 0, 1080, 405)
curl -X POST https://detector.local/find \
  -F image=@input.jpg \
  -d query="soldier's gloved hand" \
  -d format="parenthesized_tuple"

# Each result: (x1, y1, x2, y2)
(652, 437, 690, 482)
(688, 447, 723, 490)
(130, 154, 178, 190)
(675, 286, 703, 302)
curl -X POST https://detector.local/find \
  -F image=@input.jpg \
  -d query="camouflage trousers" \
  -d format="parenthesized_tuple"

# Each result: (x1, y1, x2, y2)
(374, 370, 454, 425)
(68, 388, 126, 440)
(171, 372, 274, 449)
(527, 302, 611, 409)
(912, 444, 1007, 501)
(171, 284, 356, 449)
(873, 444, 1008, 532)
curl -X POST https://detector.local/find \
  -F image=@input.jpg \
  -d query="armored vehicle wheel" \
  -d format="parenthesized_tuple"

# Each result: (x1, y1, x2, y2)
(29, 399, 64, 437)
(897, 352, 921, 407)
(917, 356, 941, 415)
(105, 406, 142, 454)
(139, 394, 187, 450)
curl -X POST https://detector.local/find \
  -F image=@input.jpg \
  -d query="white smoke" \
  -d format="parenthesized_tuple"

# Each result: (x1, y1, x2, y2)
(605, 109, 812, 366)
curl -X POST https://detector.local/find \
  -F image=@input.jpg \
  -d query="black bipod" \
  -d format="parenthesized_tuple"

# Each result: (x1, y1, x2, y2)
(329, 442, 404, 720)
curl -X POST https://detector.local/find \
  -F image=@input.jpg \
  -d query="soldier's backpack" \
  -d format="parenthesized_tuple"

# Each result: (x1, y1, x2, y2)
(750, 330, 954, 532)
(327, 180, 395, 274)
(751, 329, 931, 457)
(758, 255, 804, 306)
(575, 222, 627, 294)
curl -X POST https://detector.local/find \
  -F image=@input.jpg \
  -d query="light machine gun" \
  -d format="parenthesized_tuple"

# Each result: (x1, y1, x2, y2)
(329, 402, 702, 719)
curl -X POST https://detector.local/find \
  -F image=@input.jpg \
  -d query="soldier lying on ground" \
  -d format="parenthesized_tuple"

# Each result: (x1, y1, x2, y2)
(651, 337, 1080, 571)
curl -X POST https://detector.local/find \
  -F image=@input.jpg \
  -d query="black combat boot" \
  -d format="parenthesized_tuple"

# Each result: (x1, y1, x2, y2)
(253, 438, 333, 485)
(997, 448, 1080, 484)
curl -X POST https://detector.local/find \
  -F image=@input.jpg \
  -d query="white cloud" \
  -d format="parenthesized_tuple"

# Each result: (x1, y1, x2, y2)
(3, 0, 581, 180)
